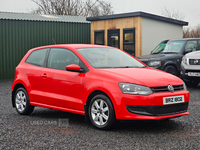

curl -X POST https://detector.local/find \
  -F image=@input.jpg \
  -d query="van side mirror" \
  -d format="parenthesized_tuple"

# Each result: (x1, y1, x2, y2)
(184, 49, 192, 54)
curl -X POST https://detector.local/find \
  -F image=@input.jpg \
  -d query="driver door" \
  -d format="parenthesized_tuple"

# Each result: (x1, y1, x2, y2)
(40, 48, 84, 111)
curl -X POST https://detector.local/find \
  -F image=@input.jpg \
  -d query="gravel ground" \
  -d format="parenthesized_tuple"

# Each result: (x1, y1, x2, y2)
(0, 80, 200, 150)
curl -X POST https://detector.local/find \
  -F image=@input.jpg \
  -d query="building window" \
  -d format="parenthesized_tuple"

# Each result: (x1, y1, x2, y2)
(94, 30, 104, 45)
(123, 28, 135, 56)
(108, 29, 120, 48)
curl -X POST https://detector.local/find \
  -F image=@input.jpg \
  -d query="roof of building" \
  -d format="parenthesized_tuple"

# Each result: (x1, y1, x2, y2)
(86, 11, 188, 26)
(0, 11, 90, 23)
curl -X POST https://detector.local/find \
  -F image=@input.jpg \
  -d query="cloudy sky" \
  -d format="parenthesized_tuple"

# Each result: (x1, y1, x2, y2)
(0, 0, 199, 27)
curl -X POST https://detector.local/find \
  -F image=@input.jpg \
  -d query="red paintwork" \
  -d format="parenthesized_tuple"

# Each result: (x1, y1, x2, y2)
(66, 64, 81, 71)
(12, 44, 190, 120)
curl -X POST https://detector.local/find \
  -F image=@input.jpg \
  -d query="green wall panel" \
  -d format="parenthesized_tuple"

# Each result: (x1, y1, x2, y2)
(0, 20, 91, 79)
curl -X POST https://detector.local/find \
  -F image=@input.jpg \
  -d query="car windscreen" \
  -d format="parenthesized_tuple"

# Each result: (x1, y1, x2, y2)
(76, 48, 145, 68)
(151, 41, 168, 54)
(161, 41, 185, 54)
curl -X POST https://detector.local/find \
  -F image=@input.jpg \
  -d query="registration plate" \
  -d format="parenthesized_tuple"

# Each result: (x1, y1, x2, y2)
(188, 72, 200, 77)
(163, 95, 184, 105)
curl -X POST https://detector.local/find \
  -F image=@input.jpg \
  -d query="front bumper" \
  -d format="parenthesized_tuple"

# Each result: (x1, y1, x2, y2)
(180, 63, 200, 81)
(126, 102, 188, 116)
(112, 90, 190, 120)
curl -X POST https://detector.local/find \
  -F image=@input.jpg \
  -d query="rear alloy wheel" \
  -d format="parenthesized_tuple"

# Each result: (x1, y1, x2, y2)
(185, 80, 199, 87)
(15, 87, 34, 115)
(89, 94, 115, 130)
(164, 65, 177, 76)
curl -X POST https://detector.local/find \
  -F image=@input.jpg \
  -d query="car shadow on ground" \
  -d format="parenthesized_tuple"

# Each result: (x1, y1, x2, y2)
(114, 119, 186, 132)
(28, 107, 188, 133)
(30, 107, 86, 123)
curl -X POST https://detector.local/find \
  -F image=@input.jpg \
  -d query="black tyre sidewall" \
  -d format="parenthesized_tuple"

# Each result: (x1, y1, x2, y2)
(14, 87, 34, 115)
(88, 94, 115, 130)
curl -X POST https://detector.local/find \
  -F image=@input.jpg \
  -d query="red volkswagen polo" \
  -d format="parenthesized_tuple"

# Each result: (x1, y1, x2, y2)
(12, 44, 189, 129)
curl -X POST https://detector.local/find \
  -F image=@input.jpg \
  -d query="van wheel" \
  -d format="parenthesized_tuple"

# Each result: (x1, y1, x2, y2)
(88, 94, 116, 130)
(164, 65, 177, 76)
(14, 87, 34, 115)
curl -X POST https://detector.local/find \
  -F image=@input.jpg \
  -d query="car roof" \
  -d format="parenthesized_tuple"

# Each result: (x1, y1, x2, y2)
(31, 44, 112, 51)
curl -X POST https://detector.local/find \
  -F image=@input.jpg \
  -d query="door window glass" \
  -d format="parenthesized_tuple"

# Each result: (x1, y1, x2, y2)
(185, 41, 197, 51)
(108, 29, 120, 48)
(110, 33, 119, 48)
(124, 32, 134, 43)
(95, 30, 104, 45)
(26, 49, 48, 66)
(123, 28, 135, 56)
(48, 48, 79, 70)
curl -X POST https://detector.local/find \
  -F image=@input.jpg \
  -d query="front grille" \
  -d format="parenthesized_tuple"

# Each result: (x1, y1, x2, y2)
(151, 85, 184, 93)
(189, 59, 200, 65)
(185, 70, 200, 73)
(126, 102, 188, 116)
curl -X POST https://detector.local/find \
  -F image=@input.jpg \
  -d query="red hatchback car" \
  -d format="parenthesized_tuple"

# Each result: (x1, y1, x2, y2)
(12, 44, 189, 129)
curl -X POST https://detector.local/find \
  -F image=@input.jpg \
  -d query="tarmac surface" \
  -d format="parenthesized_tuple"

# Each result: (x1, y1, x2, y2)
(0, 80, 200, 149)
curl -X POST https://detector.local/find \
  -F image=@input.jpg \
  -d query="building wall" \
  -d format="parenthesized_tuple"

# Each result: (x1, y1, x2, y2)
(0, 19, 90, 80)
(142, 18, 183, 55)
(91, 17, 143, 56)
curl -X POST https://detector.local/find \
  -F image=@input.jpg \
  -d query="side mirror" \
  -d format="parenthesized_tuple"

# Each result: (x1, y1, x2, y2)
(184, 49, 192, 54)
(66, 64, 83, 72)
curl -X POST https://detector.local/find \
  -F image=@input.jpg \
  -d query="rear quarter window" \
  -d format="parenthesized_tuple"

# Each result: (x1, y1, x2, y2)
(26, 49, 48, 66)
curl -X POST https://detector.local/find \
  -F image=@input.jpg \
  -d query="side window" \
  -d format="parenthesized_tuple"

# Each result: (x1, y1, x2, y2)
(26, 49, 48, 66)
(47, 48, 80, 70)
(185, 41, 197, 51)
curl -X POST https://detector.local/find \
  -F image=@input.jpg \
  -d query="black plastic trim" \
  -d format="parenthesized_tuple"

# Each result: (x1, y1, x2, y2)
(87, 11, 188, 26)
(126, 102, 188, 116)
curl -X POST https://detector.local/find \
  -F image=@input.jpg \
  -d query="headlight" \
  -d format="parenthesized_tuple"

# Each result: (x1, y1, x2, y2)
(183, 82, 187, 91)
(148, 61, 161, 67)
(182, 56, 188, 65)
(119, 83, 152, 95)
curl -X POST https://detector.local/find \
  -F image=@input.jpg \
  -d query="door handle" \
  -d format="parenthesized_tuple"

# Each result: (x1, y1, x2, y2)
(41, 73, 47, 78)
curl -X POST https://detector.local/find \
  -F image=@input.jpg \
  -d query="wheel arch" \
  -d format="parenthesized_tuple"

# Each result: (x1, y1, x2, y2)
(84, 90, 116, 121)
(163, 62, 178, 71)
(12, 83, 26, 108)
(163, 62, 179, 75)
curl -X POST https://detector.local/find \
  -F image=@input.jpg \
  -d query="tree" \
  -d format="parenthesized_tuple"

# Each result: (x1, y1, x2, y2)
(161, 7, 185, 20)
(31, 0, 114, 17)
(183, 25, 200, 38)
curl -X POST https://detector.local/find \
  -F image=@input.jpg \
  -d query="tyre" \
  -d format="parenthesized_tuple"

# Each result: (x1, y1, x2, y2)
(88, 94, 116, 130)
(185, 80, 199, 87)
(164, 65, 178, 76)
(14, 87, 34, 115)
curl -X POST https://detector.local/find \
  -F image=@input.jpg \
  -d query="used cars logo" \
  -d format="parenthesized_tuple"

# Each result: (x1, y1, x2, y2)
(168, 84, 174, 92)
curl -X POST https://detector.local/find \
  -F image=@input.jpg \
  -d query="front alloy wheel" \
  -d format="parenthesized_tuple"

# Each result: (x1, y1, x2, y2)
(89, 95, 115, 129)
(15, 87, 34, 115)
